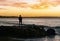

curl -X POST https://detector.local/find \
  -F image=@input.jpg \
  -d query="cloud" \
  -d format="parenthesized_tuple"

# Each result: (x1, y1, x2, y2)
(0, 8, 7, 10)
(0, 0, 7, 2)
(0, 0, 60, 9)
(12, 2, 28, 7)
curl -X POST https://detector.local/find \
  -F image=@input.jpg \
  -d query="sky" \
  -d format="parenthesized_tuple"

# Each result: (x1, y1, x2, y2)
(0, 0, 60, 17)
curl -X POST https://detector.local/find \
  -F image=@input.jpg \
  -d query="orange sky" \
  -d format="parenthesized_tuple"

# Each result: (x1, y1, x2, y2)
(0, 0, 60, 17)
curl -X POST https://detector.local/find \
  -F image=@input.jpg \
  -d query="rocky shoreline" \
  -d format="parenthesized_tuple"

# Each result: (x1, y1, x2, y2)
(0, 24, 56, 38)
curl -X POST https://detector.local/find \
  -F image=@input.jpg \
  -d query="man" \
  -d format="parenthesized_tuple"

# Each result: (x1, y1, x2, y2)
(18, 15, 22, 25)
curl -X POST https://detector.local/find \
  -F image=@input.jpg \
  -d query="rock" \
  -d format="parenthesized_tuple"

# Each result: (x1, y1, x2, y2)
(46, 28, 56, 35)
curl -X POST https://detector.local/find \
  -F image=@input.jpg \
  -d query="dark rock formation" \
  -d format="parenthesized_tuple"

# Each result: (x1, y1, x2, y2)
(0, 25, 56, 38)
(0, 25, 47, 38)
(46, 28, 56, 35)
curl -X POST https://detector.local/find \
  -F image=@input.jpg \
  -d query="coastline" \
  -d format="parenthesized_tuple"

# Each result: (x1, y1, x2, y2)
(0, 24, 56, 38)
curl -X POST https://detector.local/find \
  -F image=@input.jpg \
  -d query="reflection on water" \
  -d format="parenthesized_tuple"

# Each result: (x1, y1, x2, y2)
(8, 35, 60, 41)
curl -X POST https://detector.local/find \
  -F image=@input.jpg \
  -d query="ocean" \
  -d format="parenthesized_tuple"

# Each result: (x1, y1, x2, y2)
(0, 18, 60, 41)
(0, 18, 60, 26)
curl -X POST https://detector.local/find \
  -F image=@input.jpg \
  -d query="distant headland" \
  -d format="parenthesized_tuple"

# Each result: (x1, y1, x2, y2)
(0, 16, 60, 18)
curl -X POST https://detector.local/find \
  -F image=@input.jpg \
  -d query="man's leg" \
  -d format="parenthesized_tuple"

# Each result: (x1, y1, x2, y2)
(19, 21, 20, 26)
(21, 21, 22, 25)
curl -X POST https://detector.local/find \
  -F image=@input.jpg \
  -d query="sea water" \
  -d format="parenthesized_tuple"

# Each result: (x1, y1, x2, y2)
(0, 18, 60, 26)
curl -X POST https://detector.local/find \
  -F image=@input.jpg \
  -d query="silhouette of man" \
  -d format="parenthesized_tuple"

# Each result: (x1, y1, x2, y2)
(18, 15, 22, 25)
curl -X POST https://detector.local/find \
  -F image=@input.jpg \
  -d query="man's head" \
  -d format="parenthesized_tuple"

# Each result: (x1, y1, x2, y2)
(19, 15, 21, 17)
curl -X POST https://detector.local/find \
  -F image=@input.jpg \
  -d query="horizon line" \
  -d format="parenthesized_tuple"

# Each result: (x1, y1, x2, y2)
(0, 16, 60, 18)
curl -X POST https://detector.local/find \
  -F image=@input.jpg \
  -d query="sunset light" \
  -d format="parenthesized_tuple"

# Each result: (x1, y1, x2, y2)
(0, 0, 60, 17)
